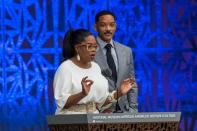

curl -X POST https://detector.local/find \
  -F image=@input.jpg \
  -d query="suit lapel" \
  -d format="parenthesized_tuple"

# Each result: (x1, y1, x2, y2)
(114, 42, 125, 86)
(94, 47, 109, 70)
(94, 42, 116, 90)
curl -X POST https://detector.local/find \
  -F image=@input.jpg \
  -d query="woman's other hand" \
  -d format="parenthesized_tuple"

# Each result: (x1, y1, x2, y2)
(118, 77, 135, 97)
(81, 76, 94, 96)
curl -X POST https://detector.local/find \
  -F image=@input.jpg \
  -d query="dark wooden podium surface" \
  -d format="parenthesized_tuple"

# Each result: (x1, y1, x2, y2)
(47, 112, 181, 131)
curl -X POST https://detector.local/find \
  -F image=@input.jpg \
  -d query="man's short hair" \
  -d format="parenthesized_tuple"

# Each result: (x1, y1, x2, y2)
(95, 10, 116, 22)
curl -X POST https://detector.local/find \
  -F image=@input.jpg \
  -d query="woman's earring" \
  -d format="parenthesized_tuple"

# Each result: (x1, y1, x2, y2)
(77, 54, 80, 61)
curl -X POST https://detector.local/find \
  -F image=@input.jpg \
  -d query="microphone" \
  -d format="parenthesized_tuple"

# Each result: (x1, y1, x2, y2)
(113, 86, 123, 113)
(101, 69, 123, 113)
(101, 69, 112, 78)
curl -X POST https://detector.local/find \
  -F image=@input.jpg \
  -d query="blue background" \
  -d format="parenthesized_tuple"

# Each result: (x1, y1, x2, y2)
(0, 0, 196, 131)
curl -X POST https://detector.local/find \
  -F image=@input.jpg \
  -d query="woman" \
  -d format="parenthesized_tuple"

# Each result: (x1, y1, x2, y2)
(53, 29, 134, 114)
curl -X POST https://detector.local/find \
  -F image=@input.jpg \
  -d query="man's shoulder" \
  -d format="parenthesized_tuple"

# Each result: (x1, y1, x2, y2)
(113, 40, 131, 51)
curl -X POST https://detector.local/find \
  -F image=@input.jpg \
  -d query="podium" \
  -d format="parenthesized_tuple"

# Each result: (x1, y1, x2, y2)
(47, 112, 181, 131)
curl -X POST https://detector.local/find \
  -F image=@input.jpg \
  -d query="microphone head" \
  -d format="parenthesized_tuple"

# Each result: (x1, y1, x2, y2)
(101, 69, 112, 78)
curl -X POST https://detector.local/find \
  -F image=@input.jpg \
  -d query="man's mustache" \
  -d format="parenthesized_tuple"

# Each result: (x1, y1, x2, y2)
(104, 32, 112, 35)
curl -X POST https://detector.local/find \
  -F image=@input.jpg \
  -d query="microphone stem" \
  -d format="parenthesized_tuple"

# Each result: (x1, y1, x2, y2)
(114, 84, 123, 113)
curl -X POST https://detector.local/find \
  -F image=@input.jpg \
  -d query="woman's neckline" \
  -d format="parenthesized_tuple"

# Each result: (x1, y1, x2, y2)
(68, 59, 92, 69)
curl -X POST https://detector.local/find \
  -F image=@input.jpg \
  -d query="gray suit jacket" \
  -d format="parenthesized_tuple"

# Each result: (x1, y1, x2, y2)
(94, 39, 138, 113)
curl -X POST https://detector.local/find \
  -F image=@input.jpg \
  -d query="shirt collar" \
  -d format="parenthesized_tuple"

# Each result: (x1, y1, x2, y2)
(96, 36, 114, 49)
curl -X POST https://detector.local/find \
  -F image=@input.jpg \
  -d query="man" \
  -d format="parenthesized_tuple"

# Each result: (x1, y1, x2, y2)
(94, 10, 138, 113)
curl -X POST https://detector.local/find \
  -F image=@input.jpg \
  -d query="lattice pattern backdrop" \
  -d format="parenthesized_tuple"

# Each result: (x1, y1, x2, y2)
(0, 0, 196, 131)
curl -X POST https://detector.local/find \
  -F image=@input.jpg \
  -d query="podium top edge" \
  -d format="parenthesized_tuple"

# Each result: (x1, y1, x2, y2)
(47, 112, 181, 116)
(46, 112, 181, 125)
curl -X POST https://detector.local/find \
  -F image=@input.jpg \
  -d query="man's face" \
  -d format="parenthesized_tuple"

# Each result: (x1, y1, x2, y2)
(94, 15, 116, 43)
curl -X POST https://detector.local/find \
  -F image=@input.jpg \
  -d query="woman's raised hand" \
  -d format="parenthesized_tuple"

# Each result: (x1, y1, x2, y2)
(81, 76, 94, 96)
(118, 77, 136, 97)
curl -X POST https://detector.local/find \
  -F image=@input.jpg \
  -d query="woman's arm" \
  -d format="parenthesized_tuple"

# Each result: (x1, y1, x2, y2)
(64, 76, 94, 109)
(64, 92, 85, 109)
(101, 78, 134, 107)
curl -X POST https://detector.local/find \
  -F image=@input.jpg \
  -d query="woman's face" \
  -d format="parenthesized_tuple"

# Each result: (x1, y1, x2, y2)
(75, 35, 97, 62)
